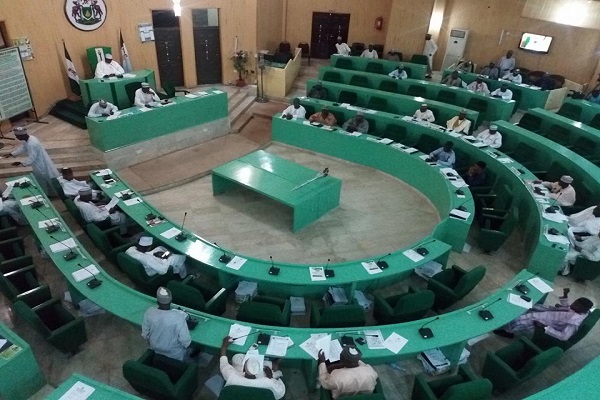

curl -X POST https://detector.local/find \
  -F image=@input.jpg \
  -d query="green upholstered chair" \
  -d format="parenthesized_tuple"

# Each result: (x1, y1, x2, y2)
(481, 337, 563, 393)
(465, 97, 488, 127)
(304, 104, 316, 118)
(237, 296, 291, 327)
(545, 124, 573, 149)
(366, 62, 384, 75)
(338, 90, 358, 106)
(407, 84, 427, 98)
(411, 364, 492, 400)
(87, 224, 134, 264)
(383, 124, 409, 143)
(123, 349, 198, 400)
(321, 379, 386, 399)
(336, 58, 354, 70)
(349, 75, 370, 88)
(476, 183, 512, 220)
(511, 89, 522, 113)
(435, 90, 457, 106)
(167, 277, 228, 316)
(569, 258, 600, 282)
(378, 80, 398, 94)
(516, 113, 542, 133)
(373, 287, 434, 324)
(161, 82, 189, 99)
(0, 227, 25, 261)
(86, 46, 112, 74)
(351, 43, 365, 57)
(367, 97, 388, 112)
(414, 134, 440, 155)
(572, 136, 597, 160)
(219, 386, 276, 400)
(588, 113, 600, 130)
(13, 296, 87, 354)
(323, 71, 343, 84)
(531, 309, 600, 351)
(0, 255, 51, 307)
(410, 54, 429, 65)
(478, 205, 519, 253)
(311, 301, 365, 328)
(557, 102, 582, 121)
(117, 252, 175, 295)
(125, 82, 140, 107)
(502, 142, 539, 170)
(427, 265, 486, 310)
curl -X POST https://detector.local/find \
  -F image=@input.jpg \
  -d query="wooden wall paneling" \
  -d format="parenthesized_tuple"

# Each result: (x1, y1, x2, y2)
(256, 0, 283, 52)
(384, 0, 435, 59)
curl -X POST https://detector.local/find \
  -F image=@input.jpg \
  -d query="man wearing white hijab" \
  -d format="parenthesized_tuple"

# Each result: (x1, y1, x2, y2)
(125, 236, 188, 278)
(318, 345, 378, 399)
(2, 127, 59, 196)
(94, 53, 124, 79)
(220, 335, 285, 399)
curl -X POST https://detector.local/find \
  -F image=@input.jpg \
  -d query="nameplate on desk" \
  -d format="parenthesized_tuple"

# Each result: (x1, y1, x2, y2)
(72, 265, 100, 282)
(226, 256, 247, 270)
(449, 209, 471, 220)
(123, 197, 142, 206)
(403, 249, 424, 262)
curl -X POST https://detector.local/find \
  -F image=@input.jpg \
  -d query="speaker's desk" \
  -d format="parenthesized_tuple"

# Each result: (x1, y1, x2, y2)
(331, 54, 427, 80)
(80, 69, 155, 109)
(47, 374, 142, 399)
(319, 66, 515, 123)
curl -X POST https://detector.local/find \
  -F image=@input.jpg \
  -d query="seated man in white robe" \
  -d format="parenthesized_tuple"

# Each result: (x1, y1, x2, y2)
(562, 232, 600, 275)
(568, 204, 600, 240)
(360, 45, 378, 59)
(476, 124, 503, 148)
(490, 83, 513, 100)
(74, 188, 129, 234)
(281, 98, 306, 119)
(413, 104, 435, 123)
(57, 167, 102, 200)
(126, 236, 187, 279)
(335, 37, 351, 56)
(388, 65, 407, 80)
(534, 175, 576, 207)
(134, 82, 161, 108)
(94, 53, 125, 79)
(87, 99, 118, 117)
(502, 69, 522, 84)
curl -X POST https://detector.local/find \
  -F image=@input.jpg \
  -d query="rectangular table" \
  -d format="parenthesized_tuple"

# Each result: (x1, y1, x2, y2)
(212, 150, 342, 232)
(80, 69, 156, 109)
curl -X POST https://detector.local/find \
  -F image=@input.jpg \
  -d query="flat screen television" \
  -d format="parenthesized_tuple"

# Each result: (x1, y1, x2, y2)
(519, 33, 553, 54)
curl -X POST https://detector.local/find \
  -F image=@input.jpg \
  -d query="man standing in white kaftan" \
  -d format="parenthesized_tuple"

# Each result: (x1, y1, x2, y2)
(423, 34, 438, 78)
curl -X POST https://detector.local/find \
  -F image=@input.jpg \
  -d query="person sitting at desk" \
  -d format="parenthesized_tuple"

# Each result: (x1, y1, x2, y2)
(281, 98, 306, 119)
(388, 64, 407, 80)
(386, 49, 401, 61)
(308, 82, 329, 100)
(309, 107, 337, 126)
(533, 175, 576, 207)
(494, 288, 593, 340)
(220, 335, 285, 399)
(455, 59, 474, 73)
(480, 62, 499, 80)
(0, 182, 26, 225)
(75, 188, 130, 234)
(467, 75, 490, 94)
(342, 112, 369, 134)
(94, 53, 124, 79)
(57, 167, 102, 200)
(441, 70, 462, 87)
(568, 204, 600, 238)
(413, 104, 435, 123)
(537, 73, 556, 91)
(142, 287, 192, 362)
(562, 232, 600, 275)
(318, 346, 378, 399)
(586, 89, 600, 105)
(463, 161, 487, 187)
(125, 236, 188, 279)
(476, 124, 503, 148)
(335, 36, 351, 56)
(490, 83, 513, 100)
(446, 110, 471, 134)
(498, 50, 516, 77)
(360, 44, 378, 59)
(429, 141, 456, 167)
(87, 99, 118, 117)
(502, 69, 522, 84)
(134, 82, 161, 108)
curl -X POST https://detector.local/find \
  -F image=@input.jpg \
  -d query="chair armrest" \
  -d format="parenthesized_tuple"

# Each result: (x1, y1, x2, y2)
(0, 255, 34, 273)
(451, 264, 467, 274)
(204, 288, 228, 316)
(16, 285, 52, 308)
(411, 373, 438, 400)
(520, 336, 543, 354)
(310, 301, 323, 327)
(3, 264, 37, 278)
(458, 364, 479, 381)
(281, 299, 291, 326)
(32, 297, 61, 312)
(373, 294, 394, 316)
(0, 227, 18, 240)
(174, 362, 199, 398)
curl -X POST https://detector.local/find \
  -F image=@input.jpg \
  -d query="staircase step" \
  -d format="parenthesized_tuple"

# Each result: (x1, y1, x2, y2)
(54, 99, 87, 114)
(229, 96, 255, 125)
(228, 92, 246, 112)
(231, 114, 253, 133)
(0, 153, 102, 168)
(48, 108, 87, 130)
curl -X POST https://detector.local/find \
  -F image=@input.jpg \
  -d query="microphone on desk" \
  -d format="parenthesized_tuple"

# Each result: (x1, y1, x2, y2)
(136, 198, 157, 221)
(175, 212, 187, 241)
(453, 181, 469, 196)
(268, 255, 280, 275)
(324, 258, 335, 277)
(514, 272, 537, 295)
(77, 263, 102, 289)
(24, 186, 44, 209)
(545, 192, 562, 213)
(450, 198, 472, 215)
(36, 208, 60, 233)
(478, 297, 502, 321)
(419, 316, 440, 339)
(412, 238, 436, 257)
(213, 242, 232, 264)
(17, 180, 31, 188)
(376, 253, 392, 270)
(49, 235, 78, 261)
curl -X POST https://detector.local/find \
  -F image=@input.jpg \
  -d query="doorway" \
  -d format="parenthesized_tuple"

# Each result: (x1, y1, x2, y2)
(310, 12, 350, 59)
(152, 10, 184, 87)
(192, 9, 222, 85)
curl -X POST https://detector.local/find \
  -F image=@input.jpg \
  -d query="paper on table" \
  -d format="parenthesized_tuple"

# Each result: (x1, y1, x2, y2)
(450, 180, 468, 188)
(159, 227, 180, 239)
(266, 336, 290, 357)
(403, 147, 418, 154)
(38, 218, 60, 229)
(226, 256, 247, 270)
(544, 233, 570, 245)
(106, 196, 120, 209)
(20, 196, 44, 206)
(390, 143, 405, 150)
(528, 277, 553, 294)
(213, 90, 224, 94)
(303, 120, 312, 125)
(383, 332, 408, 354)
(105, 111, 122, 120)
(403, 249, 424, 262)
(122, 73, 136, 78)
(508, 293, 533, 309)
(497, 157, 513, 164)
(228, 323, 252, 346)
(0, 339, 6, 350)
(95, 169, 112, 176)
(419, 154, 430, 160)
(49, 238, 77, 254)
(113, 189, 132, 198)
(543, 212, 568, 223)
(299, 333, 328, 360)
(2, 185, 12, 199)
(185, 94, 198, 98)
(450, 209, 471, 220)
(6, 177, 30, 187)
(344, 131, 362, 137)
(309, 267, 326, 281)
(58, 381, 95, 400)
(448, 132, 463, 138)
(340, 103, 350, 107)
(361, 261, 382, 274)
(315, 334, 332, 359)
(328, 340, 343, 362)
(72, 265, 100, 282)
(379, 138, 393, 144)
(138, 107, 152, 112)
(364, 330, 385, 349)
(123, 197, 142, 206)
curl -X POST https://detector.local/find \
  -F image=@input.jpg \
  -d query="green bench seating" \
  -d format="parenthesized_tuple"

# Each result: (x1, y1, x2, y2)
(331, 54, 427, 80)
(0, 255, 52, 307)
(412, 364, 492, 400)
(559, 98, 600, 128)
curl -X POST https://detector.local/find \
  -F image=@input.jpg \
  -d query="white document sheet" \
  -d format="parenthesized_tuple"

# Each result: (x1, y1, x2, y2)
(450, 209, 471, 220)
(20, 196, 44, 206)
(161, 227, 181, 239)
(38, 218, 60, 229)
(528, 277, 553, 294)
(226, 256, 247, 270)
(106, 196, 120, 209)
(185, 94, 198, 98)
(403, 249, 424, 262)
(361, 261, 382, 274)
(265, 336, 291, 357)
(228, 324, 252, 346)
(58, 381, 95, 400)
(123, 197, 142, 206)
(309, 267, 326, 281)
(94, 169, 112, 176)
(383, 332, 408, 354)
(72, 265, 100, 282)
(508, 293, 533, 309)
(544, 233, 570, 245)
(379, 138, 393, 144)
(300, 333, 328, 360)
(364, 330, 385, 349)
(49, 238, 77, 254)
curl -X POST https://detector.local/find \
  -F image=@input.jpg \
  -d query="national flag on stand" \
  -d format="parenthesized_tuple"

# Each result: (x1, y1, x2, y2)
(120, 30, 132, 73)
(63, 41, 81, 96)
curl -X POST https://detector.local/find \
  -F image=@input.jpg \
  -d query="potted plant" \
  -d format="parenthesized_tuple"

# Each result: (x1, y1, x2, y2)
(232, 50, 248, 87)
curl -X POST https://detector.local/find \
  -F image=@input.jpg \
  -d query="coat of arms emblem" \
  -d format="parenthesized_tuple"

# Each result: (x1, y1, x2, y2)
(65, 0, 107, 31)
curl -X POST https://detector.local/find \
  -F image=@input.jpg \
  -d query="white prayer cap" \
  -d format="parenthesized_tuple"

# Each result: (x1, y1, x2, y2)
(99, 99, 107, 106)
(244, 357, 261, 376)
(476, 74, 484, 79)
(459, 109, 467, 114)
(78, 188, 92, 197)
(337, 36, 342, 40)
(156, 287, 172, 304)
(105, 53, 113, 59)
(139, 236, 153, 246)
(141, 82, 150, 88)
(13, 126, 27, 136)
(421, 103, 428, 107)
(490, 124, 498, 130)
(356, 111, 364, 116)
(560, 175, 573, 184)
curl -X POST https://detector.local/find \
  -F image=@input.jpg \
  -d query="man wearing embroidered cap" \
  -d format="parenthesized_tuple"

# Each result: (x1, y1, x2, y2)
(318, 345, 378, 398)
(467, 75, 490, 94)
(219, 335, 285, 399)
(446, 109, 471, 134)
(94, 53, 124, 79)
(142, 287, 192, 361)
(413, 104, 435, 123)
(87, 98, 118, 117)
(125, 236, 188, 278)
(2, 127, 60, 196)
(535, 175, 576, 206)
(477, 124, 503, 148)
(134, 82, 160, 108)
(74, 188, 130, 234)
(342, 111, 369, 134)
(335, 36, 351, 56)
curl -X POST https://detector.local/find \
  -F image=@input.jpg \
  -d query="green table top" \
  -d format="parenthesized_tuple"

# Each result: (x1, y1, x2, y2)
(47, 374, 142, 400)
(330, 55, 427, 80)
(319, 66, 515, 122)
(562, 98, 600, 126)
(525, 356, 600, 399)
(85, 88, 228, 152)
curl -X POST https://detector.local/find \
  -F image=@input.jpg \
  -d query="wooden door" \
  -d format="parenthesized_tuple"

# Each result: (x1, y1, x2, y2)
(310, 12, 350, 59)
(152, 10, 184, 87)
(192, 9, 222, 84)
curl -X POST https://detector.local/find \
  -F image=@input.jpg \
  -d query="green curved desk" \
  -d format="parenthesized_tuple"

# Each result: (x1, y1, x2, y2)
(47, 374, 141, 399)
(331, 55, 427, 80)
(80, 69, 155, 109)
(318, 66, 515, 123)
(561, 98, 600, 126)
(307, 79, 479, 128)
(524, 356, 600, 399)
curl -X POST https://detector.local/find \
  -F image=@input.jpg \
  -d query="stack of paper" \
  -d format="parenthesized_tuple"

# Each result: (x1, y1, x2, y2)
(418, 348, 451, 374)
(300, 333, 328, 360)
(364, 330, 385, 349)
(414, 260, 443, 280)
(309, 267, 326, 281)
(544, 233, 569, 245)
(228, 324, 252, 346)
(528, 277, 553, 293)
(234, 281, 257, 303)
(542, 212, 568, 223)
(314, 335, 343, 362)
(72, 265, 100, 282)
(49, 238, 77, 254)
(354, 290, 373, 311)
(161, 227, 182, 239)
(449, 209, 471, 220)
(290, 297, 306, 315)
(266, 336, 292, 357)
